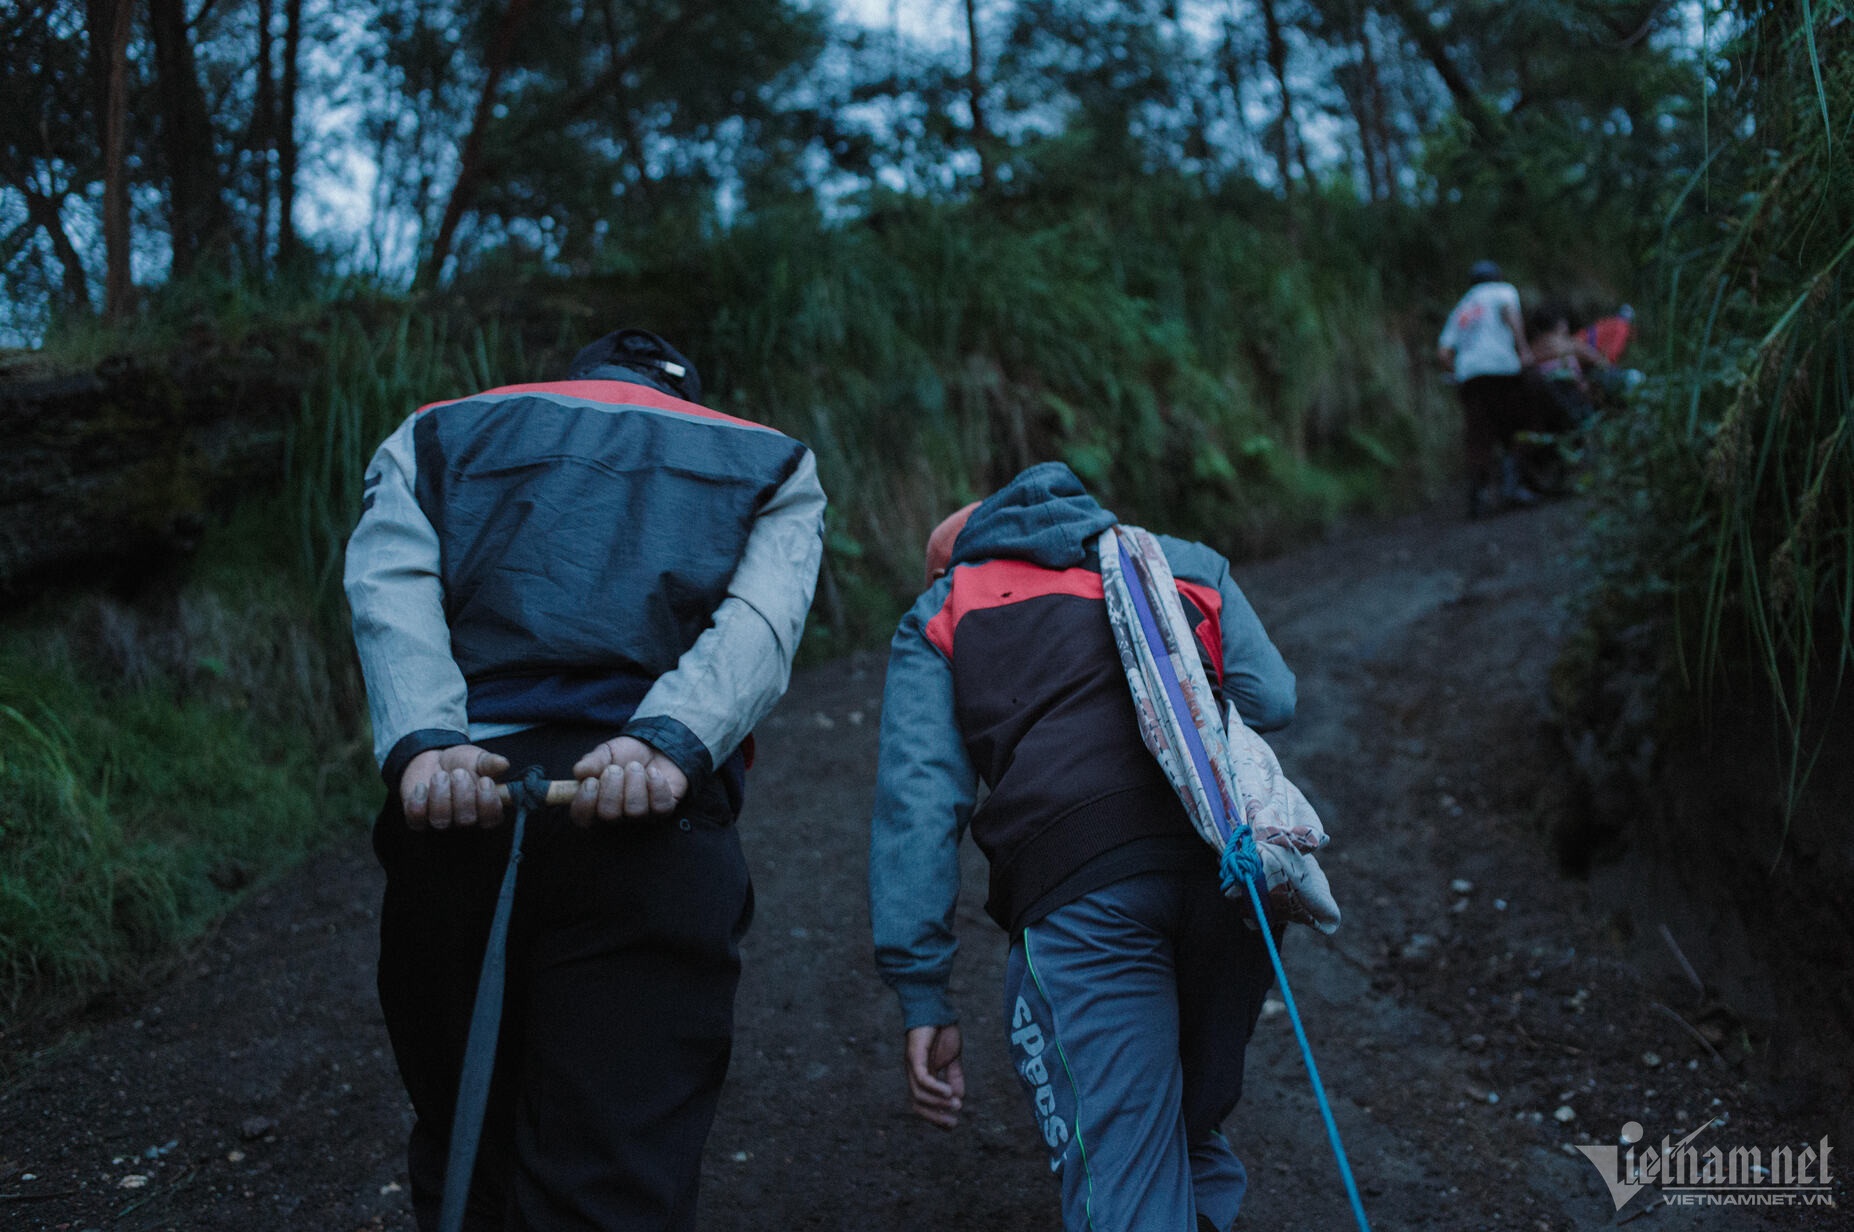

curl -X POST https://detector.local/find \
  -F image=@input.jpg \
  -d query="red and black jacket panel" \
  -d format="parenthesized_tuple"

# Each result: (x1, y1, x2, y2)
(926, 554, 1227, 931)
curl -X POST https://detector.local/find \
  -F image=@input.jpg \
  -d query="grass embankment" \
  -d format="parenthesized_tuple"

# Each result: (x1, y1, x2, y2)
(688, 197, 1452, 651)
(0, 521, 377, 1025)
(348, 191, 1460, 647)
(1566, 2, 1851, 846)
(5, 188, 1458, 1021)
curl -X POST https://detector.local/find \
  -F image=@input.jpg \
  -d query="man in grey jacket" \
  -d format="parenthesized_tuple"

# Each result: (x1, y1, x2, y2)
(345, 328, 824, 1231)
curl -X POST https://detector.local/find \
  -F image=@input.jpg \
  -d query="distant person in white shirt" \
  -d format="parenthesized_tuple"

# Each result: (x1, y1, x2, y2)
(1437, 260, 1536, 517)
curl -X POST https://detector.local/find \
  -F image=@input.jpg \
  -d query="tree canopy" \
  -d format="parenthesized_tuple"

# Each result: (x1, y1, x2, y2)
(1, 0, 1715, 336)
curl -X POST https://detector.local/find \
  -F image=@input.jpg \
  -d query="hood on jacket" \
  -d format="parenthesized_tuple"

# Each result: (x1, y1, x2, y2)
(947, 462, 1118, 572)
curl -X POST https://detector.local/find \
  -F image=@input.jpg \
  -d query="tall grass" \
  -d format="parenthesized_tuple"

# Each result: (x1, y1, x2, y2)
(623, 189, 1454, 646)
(0, 556, 377, 1019)
(0, 298, 520, 1021)
(268, 192, 1455, 654)
(285, 310, 532, 623)
(1582, 2, 1851, 844)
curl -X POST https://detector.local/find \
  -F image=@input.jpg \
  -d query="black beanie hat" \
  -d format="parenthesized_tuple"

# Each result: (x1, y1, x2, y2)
(566, 328, 702, 403)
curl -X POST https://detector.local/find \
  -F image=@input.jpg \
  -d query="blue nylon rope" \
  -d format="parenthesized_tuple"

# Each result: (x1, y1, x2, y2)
(437, 765, 546, 1232)
(1115, 540, 1373, 1232)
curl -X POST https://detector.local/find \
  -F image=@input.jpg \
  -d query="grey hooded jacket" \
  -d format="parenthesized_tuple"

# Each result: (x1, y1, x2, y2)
(868, 463, 1295, 1029)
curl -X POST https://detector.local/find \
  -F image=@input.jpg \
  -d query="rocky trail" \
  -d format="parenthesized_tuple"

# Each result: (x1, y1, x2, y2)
(2, 500, 1845, 1231)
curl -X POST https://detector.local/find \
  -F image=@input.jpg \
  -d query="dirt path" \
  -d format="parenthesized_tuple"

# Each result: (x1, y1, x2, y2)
(2, 501, 1844, 1230)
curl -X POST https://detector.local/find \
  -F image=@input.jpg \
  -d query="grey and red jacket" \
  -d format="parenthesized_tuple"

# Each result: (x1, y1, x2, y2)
(868, 463, 1295, 1029)
(343, 367, 826, 798)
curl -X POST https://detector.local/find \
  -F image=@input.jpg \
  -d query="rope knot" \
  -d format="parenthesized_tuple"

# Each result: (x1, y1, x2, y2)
(502, 764, 552, 814)
(1218, 826, 1268, 918)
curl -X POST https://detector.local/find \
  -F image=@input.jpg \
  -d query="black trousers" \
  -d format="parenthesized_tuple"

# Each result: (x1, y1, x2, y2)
(373, 724, 754, 1232)
(1457, 373, 1532, 491)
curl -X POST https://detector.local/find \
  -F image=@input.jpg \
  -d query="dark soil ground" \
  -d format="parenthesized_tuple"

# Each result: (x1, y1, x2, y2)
(3, 500, 1848, 1230)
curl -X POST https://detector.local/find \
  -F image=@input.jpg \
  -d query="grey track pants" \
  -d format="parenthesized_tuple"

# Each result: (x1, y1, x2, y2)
(1004, 869, 1275, 1232)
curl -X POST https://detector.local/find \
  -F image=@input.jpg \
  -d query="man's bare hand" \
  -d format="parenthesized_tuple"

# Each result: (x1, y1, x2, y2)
(570, 736, 689, 826)
(904, 1023, 966, 1129)
(401, 745, 511, 831)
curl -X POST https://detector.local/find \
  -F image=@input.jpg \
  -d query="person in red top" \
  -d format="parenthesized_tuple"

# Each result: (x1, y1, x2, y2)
(1585, 304, 1636, 365)
(1526, 300, 1608, 430)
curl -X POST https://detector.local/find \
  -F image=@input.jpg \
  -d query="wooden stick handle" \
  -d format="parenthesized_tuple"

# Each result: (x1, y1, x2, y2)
(495, 780, 581, 806)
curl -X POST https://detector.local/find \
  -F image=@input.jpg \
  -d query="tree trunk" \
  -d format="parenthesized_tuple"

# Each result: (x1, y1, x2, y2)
(252, 0, 275, 268)
(1294, 122, 1318, 187)
(1258, 0, 1297, 194)
(1350, 67, 1382, 203)
(148, 0, 230, 275)
(20, 188, 91, 309)
(277, 0, 301, 263)
(1357, 9, 1394, 199)
(95, 0, 136, 316)
(421, 0, 538, 288)
(596, 0, 659, 220)
(964, 0, 993, 190)
(1215, 11, 1256, 161)
(1339, 1, 1385, 202)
